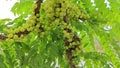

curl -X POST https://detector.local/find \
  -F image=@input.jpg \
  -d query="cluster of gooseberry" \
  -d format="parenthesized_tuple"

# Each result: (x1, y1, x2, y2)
(41, 0, 88, 65)
(6, 3, 43, 42)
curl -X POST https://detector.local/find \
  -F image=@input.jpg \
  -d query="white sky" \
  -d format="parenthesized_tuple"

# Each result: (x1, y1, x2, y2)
(0, 0, 17, 19)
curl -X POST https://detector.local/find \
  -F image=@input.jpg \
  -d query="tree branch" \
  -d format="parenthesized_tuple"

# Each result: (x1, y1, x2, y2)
(63, 9, 77, 68)
(0, 34, 8, 40)
(34, 0, 42, 15)
(0, 0, 42, 40)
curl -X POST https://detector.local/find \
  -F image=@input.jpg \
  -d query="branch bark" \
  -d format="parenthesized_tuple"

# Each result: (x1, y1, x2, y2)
(0, 34, 8, 40)
(34, 0, 42, 15)
(63, 9, 77, 68)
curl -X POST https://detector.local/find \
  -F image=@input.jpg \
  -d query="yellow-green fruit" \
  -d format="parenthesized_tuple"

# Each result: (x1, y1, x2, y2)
(33, 15, 37, 20)
(72, 50, 77, 57)
(36, 18, 40, 21)
(32, 4, 37, 9)
(30, 27, 34, 31)
(33, 28, 39, 32)
(13, 35, 18, 39)
(54, 19, 59, 25)
(64, 33, 70, 39)
(68, 38, 72, 42)
(9, 39, 14, 43)
(14, 29, 19, 33)
(8, 34, 13, 38)
(56, 8, 61, 12)
(6, 39, 9, 42)
(47, 7, 53, 13)
(29, 19, 35, 22)
(71, 42, 76, 46)
(41, 32, 45, 38)
(36, 14, 40, 17)
(76, 41, 80, 45)
(20, 34, 24, 38)
(31, 12, 35, 15)
(36, 24, 40, 28)
(55, 12, 60, 17)
(27, 27, 33, 31)
(20, 28, 25, 32)
(60, 12, 66, 17)
(27, 28, 31, 31)
(46, 13, 54, 19)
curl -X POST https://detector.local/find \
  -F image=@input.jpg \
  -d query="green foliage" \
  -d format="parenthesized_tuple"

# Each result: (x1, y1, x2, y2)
(0, 0, 120, 68)
(11, 0, 34, 16)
